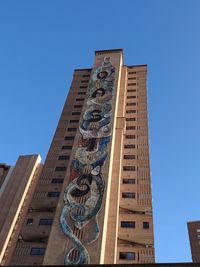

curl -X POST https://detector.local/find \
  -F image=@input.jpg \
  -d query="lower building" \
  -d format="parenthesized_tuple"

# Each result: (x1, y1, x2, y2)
(187, 221, 200, 262)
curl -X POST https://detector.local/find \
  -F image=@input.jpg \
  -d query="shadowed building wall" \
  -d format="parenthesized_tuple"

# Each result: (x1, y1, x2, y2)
(188, 221, 200, 262)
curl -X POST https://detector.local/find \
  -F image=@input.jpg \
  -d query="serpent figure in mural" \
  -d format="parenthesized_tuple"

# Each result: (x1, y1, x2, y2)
(60, 57, 116, 264)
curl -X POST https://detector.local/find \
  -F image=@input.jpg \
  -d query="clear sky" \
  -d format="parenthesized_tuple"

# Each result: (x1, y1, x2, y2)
(0, 0, 200, 263)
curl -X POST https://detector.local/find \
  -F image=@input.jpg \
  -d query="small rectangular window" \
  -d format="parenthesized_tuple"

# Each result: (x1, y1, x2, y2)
(121, 221, 135, 228)
(82, 75, 90, 78)
(72, 112, 81, 115)
(127, 89, 136, 92)
(126, 103, 136, 106)
(80, 86, 87, 89)
(125, 135, 136, 139)
(27, 218, 33, 225)
(122, 192, 135, 198)
(123, 178, 135, 184)
(124, 144, 135, 149)
(67, 128, 77, 132)
(143, 222, 150, 229)
(55, 166, 67, 172)
(74, 105, 83, 108)
(58, 155, 69, 160)
(64, 136, 74, 140)
(76, 98, 84, 101)
(70, 119, 79, 123)
(81, 80, 89, 83)
(124, 155, 135, 159)
(128, 83, 137, 86)
(51, 178, 64, 184)
(39, 219, 53, 225)
(128, 72, 136, 74)
(119, 252, 135, 260)
(126, 118, 136, 121)
(30, 248, 46, 256)
(126, 126, 136, 130)
(62, 146, 72, 150)
(126, 110, 136, 114)
(47, 192, 60, 197)
(78, 92, 86, 95)
(123, 166, 136, 171)
(128, 77, 136, 80)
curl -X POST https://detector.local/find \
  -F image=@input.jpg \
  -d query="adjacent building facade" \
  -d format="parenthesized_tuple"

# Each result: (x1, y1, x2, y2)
(0, 49, 154, 265)
(188, 221, 200, 262)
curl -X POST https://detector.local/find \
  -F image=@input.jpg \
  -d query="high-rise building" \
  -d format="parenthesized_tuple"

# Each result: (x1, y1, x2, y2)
(1, 49, 154, 265)
(188, 221, 200, 262)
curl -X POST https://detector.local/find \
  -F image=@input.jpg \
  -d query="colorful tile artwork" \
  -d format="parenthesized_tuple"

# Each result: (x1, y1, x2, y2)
(60, 58, 116, 264)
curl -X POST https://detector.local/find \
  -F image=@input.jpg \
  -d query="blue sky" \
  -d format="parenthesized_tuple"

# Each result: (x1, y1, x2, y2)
(1, 0, 200, 263)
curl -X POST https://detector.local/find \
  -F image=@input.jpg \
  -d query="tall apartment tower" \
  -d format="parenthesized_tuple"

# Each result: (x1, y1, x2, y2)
(188, 221, 200, 262)
(3, 49, 154, 265)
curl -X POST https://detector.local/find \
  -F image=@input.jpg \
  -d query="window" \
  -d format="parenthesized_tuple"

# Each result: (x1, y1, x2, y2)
(143, 222, 150, 229)
(27, 218, 33, 225)
(30, 248, 46, 256)
(123, 178, 135, 184)
(125, 135, 136, 139)
(72, 112, 81, 115)
(124, 144, 135, 149)
(128, 83, 137, 86)
(39, 219, 53, 225)
(80, 86, 87, 89)
(126, 103, 136, 106)
(122, 192, 135, 198)
(58, 155, 69, 160)
(124, 155, 135, 159)
(64, 136, 74, 140)
(126, 110, 136, 114)
(119, 252, 135, 260)
(47, 192, 60, 197)
(126, 126, 136, 130)
(128, 77, 136, 80)
(76, 98, 84, 101)
(121, 221, 135, 228)
(82, 74, 90, 77)
(55, 166, 67, 171)
(197, 229, 200, 233)
(67, 128, 77, 132)
(126, 118, 136, 121)
(123, 166, 136, 171)
(127, 89, 136, 92)
(81, 80, 89, 83)
(127, 95, 136, 99)
(128, 71, 136, 74)
(74, 105, 83, 108)
(78, 92, 86, 95)
(70, 119, 79, 123)
(62, 145, 72, 150)
(51, 178, 64, 184)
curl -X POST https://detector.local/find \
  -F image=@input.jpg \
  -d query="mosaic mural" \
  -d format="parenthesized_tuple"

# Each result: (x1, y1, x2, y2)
(60, 57, 116, 265)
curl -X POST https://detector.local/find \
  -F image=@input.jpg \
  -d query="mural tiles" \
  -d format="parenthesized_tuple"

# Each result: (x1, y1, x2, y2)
(60, 57, 116, 264)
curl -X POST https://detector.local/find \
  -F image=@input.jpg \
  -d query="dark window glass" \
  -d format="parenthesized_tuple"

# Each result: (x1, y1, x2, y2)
(27, 218, 33, 225)
(124, 155, 135, 159)
(123, 166, 136, 171)
(67, 128, 77, 132)
(72, 112, 81, 115)
(126, 126, 136, 130)
(123, 178, 135, 184)
(126, 103, 136, 106)
(119, 252, 135, 260)
(121, 221, 135, 228)
(80, 86, 87, 89)
(128, 71, 136, 74)
(82, 74, 90, 77)
(55, 166, 67, 171)
(70, 120, 79, 123)
(127, 89, 136, 92)
(39, 219, 53, 225)
(126, 118, 136, 121)
(47, 192, 60, 197)
(58, 155, 69, 160)
(128, 77, 136, 80)
(122, 192, 135, 198)
(76, 98, 84, 101)
(78, 92, 86, 95)
(81, 80, 89, 83)
(30, 248, 46, 256)
(51, 178, 64, 184)
(74, 105, 83, 108)
(62, 146, 72, 150)
(143, 222, 150, 229)
(125, 135, 136, 139)
(126, 110, 136, 114)
(127, 95, 136, 99)
(124, 144, 136, 149)
(64, 136, 74, 140)
(128, 83, 137, 86)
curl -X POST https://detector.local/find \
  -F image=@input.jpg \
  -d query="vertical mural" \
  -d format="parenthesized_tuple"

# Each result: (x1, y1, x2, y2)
(60, 57, 116, 264)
